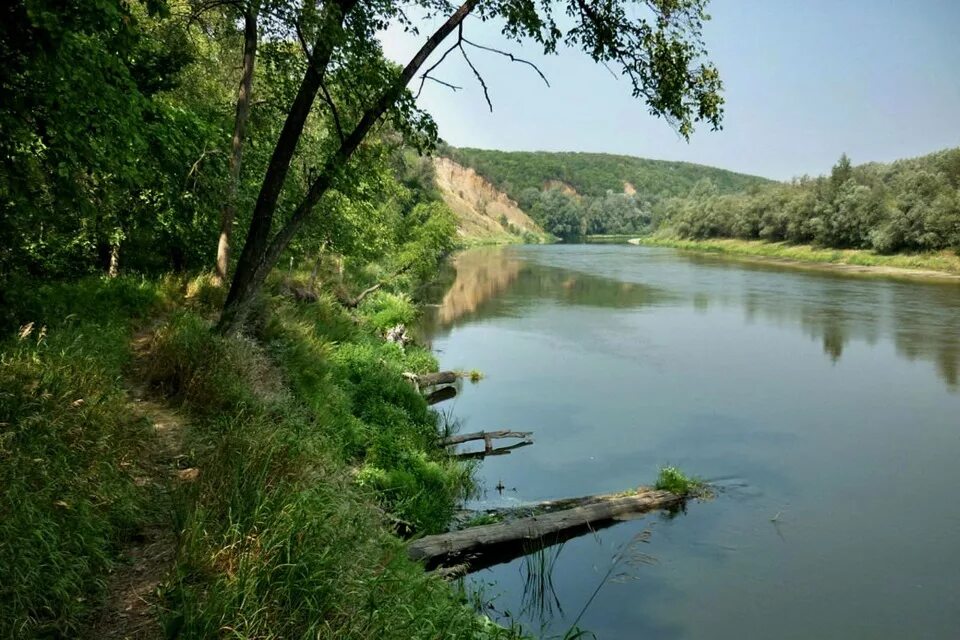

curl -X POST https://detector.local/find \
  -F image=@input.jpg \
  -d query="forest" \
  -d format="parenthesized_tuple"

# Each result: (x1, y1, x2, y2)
(655, 148, 960, 254)
(445, 147, 770, 239)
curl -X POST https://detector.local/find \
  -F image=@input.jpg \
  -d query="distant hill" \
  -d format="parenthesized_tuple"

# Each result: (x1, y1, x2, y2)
(445, 148, 773, 200)
(442, 147, 773, 239)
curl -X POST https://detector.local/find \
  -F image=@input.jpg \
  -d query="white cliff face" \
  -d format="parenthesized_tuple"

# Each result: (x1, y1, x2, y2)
(432, 157, 544, 240)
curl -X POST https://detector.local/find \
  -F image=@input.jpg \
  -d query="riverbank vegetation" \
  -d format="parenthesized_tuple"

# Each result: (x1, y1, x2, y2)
(634, 236, 960, 276)
(654, 149, 960, 255)
(1, 271, 516, 637)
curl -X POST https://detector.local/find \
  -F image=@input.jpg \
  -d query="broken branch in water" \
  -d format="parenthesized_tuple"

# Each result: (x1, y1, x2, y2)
(453, 439, 532, 459)
(438, 429, 533, 451)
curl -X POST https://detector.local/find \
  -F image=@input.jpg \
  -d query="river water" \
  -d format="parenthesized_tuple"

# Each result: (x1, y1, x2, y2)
(421, 244, 960, 639)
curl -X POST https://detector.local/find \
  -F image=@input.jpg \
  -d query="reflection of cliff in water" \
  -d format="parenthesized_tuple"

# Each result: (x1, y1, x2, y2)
(435, 248, 524, 325)
(422, 247, 671, 337)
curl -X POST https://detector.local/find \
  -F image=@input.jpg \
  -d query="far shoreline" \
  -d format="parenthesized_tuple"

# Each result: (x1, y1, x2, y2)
(623, 236, 960, 282)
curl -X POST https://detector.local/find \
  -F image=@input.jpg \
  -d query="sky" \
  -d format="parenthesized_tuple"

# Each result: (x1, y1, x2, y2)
(379, 0, 960, 181)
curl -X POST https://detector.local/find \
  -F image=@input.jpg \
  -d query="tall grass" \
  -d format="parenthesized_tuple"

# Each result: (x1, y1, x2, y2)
(146, 279, 505, 638)
(0, 276, 174, 636)
(2, 274, 510, 638)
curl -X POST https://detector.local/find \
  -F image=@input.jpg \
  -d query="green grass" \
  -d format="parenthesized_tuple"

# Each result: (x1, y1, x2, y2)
(634, 235, 960, 276)
(144, 276, 508, 638)
(0, 276, 177, 636)
(654, 466, 706, 497)
(1, 273, 515, 639)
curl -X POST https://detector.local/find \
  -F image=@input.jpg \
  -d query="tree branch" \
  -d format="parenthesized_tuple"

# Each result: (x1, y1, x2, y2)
(260, 0, 481, 268)
(319, 79, 345, 143)
(416, 32, 462, 98)
(461, 37, 550, 87)
(458, 40, 491, 111)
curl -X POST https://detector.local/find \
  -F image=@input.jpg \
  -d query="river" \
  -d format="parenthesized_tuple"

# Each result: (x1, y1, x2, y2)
(420, 244, 960, 639)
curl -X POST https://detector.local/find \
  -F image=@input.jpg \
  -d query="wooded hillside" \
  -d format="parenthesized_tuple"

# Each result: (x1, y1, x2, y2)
(444, 147, 771, 239)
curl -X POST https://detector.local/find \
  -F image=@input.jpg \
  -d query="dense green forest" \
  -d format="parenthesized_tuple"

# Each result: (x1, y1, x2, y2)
(655, 148, 960, 254)
(0, 1, 456, 291)
(445, 147, 771, 239)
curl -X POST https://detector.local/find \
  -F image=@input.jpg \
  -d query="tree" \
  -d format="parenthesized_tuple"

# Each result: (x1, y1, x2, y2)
(217, 0, 725, 333)
(208, 0, 261, 284)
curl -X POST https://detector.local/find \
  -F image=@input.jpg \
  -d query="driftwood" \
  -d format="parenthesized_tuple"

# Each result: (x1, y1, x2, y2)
(439, 429, 532, 450)
(408, 488, 681, 571)
(425, 385, 457, 406)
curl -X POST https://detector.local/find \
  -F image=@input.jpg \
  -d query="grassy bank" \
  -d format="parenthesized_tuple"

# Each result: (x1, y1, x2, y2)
(1, 273, 514, 638)
(633, 236, 960, 278)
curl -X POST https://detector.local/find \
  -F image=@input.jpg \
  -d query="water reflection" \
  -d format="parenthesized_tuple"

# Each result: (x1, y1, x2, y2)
(422, 247, 673, 337)
(425, 245, 960, 390)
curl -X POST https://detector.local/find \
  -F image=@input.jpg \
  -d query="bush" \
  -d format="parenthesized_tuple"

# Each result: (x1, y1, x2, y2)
(359, 291, 417, 332)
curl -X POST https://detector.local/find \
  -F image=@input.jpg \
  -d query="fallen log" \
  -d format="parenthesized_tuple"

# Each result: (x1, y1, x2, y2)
(425, 385, 457, 406)
(438, 429, 532, 449)
(408, 488, 681, 571)
(472, 488, 656, 517)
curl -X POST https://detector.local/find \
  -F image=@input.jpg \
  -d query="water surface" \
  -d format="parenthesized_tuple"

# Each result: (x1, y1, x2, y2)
(422, 244, 960, 639)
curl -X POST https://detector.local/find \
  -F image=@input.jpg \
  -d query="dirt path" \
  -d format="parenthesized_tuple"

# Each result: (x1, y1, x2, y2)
(86, 324, 195, 640)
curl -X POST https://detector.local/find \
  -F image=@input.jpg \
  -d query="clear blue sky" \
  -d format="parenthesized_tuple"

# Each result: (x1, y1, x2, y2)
(379, 0, 960, 180)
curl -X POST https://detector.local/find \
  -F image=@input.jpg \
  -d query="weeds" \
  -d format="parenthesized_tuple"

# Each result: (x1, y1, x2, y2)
(1, 274, 513, 638)
(655, 466, 706, 497)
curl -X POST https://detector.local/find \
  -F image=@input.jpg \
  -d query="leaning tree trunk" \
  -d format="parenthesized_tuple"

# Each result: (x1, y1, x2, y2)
(217, 0, 479, 335)
(214, 6, 258, 285)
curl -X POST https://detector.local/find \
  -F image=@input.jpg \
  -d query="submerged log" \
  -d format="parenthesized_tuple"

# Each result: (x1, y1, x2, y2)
(408, 488, 681, 571)
(453, 439, 533, 460)
(438, 429, 532, 449)
(425, 385, 457, 406)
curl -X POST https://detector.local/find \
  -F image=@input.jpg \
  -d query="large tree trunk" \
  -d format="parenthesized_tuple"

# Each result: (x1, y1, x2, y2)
(217, 0, 479, 334)
(214, 5, 258, 285)
(218, 0, 355, 332)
